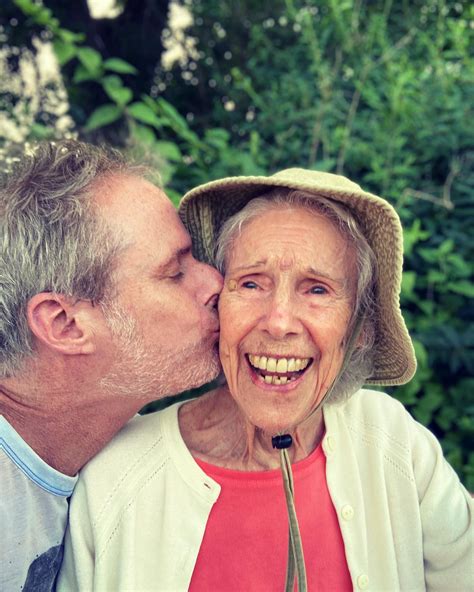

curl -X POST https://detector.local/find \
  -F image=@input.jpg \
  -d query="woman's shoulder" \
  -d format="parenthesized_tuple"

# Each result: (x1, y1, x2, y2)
(328, 388, 416, 453)
(342, 387, 407, 417)
(78, 403, 180, 493)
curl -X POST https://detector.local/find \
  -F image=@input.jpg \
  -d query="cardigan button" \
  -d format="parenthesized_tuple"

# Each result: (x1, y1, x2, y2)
(357, 574, 369, 589)
(341, 504, 354, 521)
(323, 435, 335, 454)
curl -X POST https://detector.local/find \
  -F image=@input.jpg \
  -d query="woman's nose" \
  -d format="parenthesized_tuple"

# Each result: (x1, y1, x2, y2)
(260, 293, 302, 339)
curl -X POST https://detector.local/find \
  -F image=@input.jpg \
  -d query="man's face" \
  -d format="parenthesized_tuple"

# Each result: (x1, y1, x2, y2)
(94, 174, 222, 400)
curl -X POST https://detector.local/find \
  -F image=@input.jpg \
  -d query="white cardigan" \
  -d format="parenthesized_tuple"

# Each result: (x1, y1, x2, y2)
(57, 390, 473, 591)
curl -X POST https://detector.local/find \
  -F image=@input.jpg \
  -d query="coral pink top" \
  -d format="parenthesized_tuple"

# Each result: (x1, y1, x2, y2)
(190, 444, 352, 591)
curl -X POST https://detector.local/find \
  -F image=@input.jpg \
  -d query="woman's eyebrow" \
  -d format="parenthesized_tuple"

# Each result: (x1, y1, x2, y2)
(305, 266, 339, 281)
(229, 260, 267, 272)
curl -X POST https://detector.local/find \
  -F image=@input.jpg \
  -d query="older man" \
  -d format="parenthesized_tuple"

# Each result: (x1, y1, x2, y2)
(0, 140, 222, 591)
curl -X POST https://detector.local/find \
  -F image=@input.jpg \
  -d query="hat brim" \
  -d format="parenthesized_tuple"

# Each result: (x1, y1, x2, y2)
(179, 169, 416, 386)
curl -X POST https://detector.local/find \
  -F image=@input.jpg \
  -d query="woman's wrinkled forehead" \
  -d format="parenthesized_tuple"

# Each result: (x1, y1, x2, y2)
(222, 203, 347, 266)
(226, 206, 354, 274)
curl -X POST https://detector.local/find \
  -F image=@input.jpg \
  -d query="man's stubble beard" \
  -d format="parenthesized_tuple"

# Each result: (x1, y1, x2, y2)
(99, 300, 221, 400)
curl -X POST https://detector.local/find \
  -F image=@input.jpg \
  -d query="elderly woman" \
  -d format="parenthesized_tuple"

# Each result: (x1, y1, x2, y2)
(58, 170, 472, 591)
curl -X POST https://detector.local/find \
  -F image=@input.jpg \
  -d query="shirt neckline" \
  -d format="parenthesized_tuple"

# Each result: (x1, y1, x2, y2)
(194, 439, 324, 482)
(0, 415, 77, 495)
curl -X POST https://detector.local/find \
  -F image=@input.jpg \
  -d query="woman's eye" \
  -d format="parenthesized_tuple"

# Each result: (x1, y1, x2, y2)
(242, 281, 258, 289)
(309, 285, 327, 295)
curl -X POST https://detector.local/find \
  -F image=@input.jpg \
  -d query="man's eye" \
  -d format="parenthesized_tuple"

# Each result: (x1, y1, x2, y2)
(170, 271, 184, 281)
(309, 285, 327, 295)
(242, 281, 258, 289)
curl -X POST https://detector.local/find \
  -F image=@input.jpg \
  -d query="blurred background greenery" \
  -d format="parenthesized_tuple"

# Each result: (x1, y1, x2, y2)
(1, 0, 473, 488)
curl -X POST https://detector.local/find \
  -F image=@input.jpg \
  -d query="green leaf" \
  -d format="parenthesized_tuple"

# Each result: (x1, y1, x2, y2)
(401, 271, 416, 298)
(403, 219, 429, 256)
(77, 47, 102, 73)
(84, 104, 122, 131)
(110, 87, 133, 107)
(14, 0, 57, 28)
(132, 124, 156, 144)
(102, 75, 122, 89)
(103, 58, 138, 75)
(438, 239, 454, 256)
(14, 0, 41, 16)
(140, 94, 159, 111)
(412, 339, 429, 368)
(204, 128, 231, 151)
(155, 141, 182, 162)
(102, 77, 133, 106)
(446, 281, 474, 297)
(127, 103, 163, 129)
(57, 28, 85, 43)
(73, 64, 99, 83)
(419, 248, 439, 264)
(156, 98, 189, 132)
(53, 40, 76, 66)
(417, 299, 434, 316)
(427, 270, 446, 284)
(30, 123, 54, 139)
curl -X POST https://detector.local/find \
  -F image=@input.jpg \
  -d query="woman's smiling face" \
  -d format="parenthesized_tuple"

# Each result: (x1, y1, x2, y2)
(218, 205, 356, 435)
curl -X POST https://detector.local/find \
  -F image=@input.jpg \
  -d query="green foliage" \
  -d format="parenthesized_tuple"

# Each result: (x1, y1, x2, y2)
(3, 0, 473, 488)
(155, 0, 473, 488)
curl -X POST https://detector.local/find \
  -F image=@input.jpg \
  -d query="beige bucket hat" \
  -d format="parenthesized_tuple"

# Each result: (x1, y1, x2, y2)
(179, 168, 417, 386)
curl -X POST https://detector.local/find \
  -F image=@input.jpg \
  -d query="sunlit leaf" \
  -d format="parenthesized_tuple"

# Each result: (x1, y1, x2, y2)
(155, 141, 182, 162)
(84, 104, 122, 131)
(53, 40, 76, 66)
(127, 103, 163, 128)
(78, 47, 102, 73)
(103, 58, 138, 75)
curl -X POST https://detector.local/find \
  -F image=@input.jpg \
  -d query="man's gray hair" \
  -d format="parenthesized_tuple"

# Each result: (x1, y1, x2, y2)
(215, 188, 378, 403)
(0, 140, 140, 378)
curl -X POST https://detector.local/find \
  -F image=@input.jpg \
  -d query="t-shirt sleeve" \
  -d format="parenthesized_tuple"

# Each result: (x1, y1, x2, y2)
(0, 416, 77, 592)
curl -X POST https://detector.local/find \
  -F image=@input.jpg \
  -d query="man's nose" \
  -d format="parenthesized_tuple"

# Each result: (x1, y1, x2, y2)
(260, 291, 302, 339)
(199, 262, 223, 308)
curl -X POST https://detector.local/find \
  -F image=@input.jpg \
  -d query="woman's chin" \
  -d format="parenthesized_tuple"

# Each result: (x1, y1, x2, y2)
(249, 415, 299, 438)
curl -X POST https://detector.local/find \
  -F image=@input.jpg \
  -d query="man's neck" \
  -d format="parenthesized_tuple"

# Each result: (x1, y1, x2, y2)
(0, 382, 145, 476)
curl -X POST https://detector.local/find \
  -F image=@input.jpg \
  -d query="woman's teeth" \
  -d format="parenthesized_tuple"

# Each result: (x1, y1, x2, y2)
(247, 354, 311, 385)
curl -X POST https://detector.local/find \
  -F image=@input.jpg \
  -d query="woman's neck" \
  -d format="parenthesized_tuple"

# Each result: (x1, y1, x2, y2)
(178, 387, 325, 471)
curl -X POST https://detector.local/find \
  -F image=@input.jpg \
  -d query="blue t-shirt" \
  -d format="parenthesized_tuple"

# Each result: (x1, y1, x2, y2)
(0, 416, 77, 591)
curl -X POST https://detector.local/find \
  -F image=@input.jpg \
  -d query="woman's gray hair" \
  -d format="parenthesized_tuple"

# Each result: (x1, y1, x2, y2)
(215, 188, 378, 403)
(0, 140, 141, 378)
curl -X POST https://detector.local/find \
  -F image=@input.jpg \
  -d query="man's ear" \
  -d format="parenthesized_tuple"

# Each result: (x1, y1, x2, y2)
(27, 293, 97, 356)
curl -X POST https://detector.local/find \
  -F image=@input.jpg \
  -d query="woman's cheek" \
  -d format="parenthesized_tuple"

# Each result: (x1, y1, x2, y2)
(218, 337, 242, 396)
(218, 336, 231, 364)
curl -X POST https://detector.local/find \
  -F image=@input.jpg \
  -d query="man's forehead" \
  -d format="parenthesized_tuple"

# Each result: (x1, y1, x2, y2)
(92, 173, 193, 262)
(92, 172, 168, 206)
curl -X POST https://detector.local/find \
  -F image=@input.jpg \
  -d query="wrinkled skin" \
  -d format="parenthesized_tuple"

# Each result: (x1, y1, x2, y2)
(180, 205, 356, 469)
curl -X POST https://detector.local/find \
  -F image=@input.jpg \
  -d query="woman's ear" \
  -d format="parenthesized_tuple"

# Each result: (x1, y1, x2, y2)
(27, 293, 97, 356)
